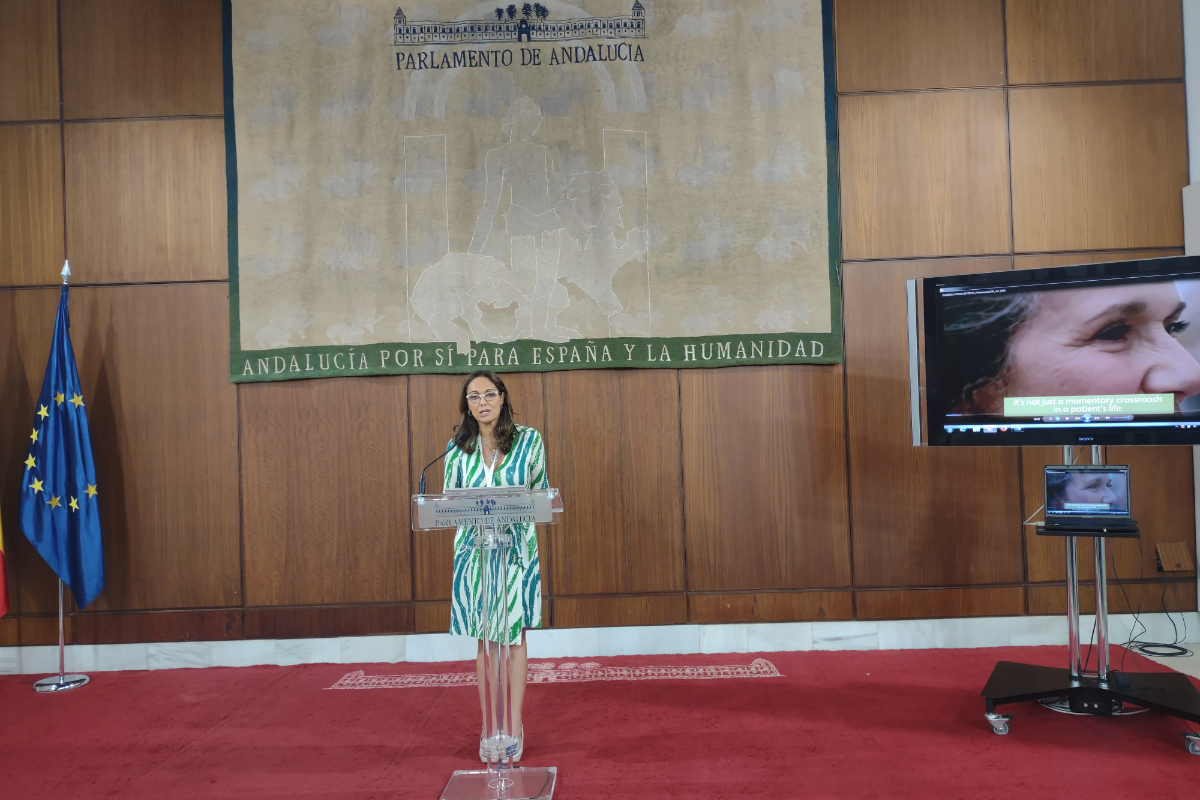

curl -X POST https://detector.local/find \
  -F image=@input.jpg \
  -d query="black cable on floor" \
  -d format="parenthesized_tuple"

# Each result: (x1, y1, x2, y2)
(1116, 539, 1194, 659)
(1113, 541, 1144, 676)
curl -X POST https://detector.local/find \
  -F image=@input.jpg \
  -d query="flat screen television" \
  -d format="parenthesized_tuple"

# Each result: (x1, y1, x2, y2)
(913, 255, 1200, 446)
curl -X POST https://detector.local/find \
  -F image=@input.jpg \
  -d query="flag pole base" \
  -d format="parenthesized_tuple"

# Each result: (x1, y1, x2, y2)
(33, 674, 89, 693)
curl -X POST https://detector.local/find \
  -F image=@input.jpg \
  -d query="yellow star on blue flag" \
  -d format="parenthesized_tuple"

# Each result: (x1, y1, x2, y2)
(18, 283, 104, 608)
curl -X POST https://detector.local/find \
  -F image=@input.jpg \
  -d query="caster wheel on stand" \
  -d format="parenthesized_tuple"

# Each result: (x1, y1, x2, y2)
(985, 712, 1013, 736)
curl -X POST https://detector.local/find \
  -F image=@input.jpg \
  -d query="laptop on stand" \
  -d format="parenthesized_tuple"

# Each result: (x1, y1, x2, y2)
(1042, 465, 1138, 536)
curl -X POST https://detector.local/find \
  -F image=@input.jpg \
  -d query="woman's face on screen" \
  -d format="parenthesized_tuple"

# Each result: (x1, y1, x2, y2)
(1063, 473, 1118, 509)
(1004, 283, 1200, 405)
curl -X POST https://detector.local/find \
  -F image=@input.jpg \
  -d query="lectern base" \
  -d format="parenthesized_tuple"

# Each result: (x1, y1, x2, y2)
(440, 766, 556, 800)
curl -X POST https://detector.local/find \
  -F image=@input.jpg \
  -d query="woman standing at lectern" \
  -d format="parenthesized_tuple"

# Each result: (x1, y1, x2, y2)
(444, 369, 547, 764)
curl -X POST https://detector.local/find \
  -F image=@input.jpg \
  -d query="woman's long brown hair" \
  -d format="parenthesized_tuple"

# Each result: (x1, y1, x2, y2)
(453, 370, 516, 454)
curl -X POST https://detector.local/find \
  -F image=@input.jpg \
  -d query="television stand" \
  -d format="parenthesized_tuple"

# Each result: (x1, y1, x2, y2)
(980, 446, 1200, 755)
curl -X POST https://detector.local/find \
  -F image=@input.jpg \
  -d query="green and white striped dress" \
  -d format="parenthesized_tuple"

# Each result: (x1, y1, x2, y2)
(446, 425, 547, 645)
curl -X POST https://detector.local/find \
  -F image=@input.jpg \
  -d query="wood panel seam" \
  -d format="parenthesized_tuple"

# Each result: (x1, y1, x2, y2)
(241, 602, 417, 610)
(687, 588, 853, 595)
(75, 606, 249, 615)
(559, 589, 853, 600)
(838, 78, 1185, 98)
(236, 382, 247, 622)
(63, 114, 224, 125)
(833, 4, 856, 614)
(843, 246, 1182, 265)
(405, 375, 415, 605)
(854, 585, 1029, 592)
(677, 368, 690, 605)
(55, 0, 67, 268)
(1030, 581, 1198, 589)
(0, 279, 231, 292)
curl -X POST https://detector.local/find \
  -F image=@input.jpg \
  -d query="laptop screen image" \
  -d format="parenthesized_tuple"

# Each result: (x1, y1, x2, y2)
(1044, 466, 1130, 518)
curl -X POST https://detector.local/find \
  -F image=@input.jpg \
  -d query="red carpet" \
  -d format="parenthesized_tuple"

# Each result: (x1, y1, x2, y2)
(1, 646, 1197, 799)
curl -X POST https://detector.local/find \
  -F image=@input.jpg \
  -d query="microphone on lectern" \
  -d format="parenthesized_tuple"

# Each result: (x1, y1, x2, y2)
(418, 445, 455, 495)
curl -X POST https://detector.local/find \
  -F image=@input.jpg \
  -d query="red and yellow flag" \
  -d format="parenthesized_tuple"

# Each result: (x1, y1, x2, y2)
(0, 515, 8, 618)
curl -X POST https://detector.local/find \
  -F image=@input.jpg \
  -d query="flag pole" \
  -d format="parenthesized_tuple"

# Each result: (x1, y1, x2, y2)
(33, 579, 88, 693)
(33, 262, 89, 694)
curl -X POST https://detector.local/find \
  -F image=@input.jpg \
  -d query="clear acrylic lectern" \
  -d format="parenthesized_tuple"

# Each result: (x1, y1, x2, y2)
(412, 486, 563, 800)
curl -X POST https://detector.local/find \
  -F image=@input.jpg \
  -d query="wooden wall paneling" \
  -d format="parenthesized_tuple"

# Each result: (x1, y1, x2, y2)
(409, 374, 467, 497)
(59, 0, 223, 119)
(66, 284, 241, 611)
(0, 124, 65, 286)
(243, 604, 414, 640)
(1027, 584, 1091, 615)
(414, 601, 451, 633)
(409, 374, 467, 603)
(63, 119, 227, 284)
(544, 370, 685, 597)
(1013, 250, 1184, 271)
(839, 90, 1011, 260)
(854, 586, 1024, 620)
(18, 613, 72, 645)
(74, 609, 241, 643)
(681, 365, 851, 592)
(688, 591, 852, 624)
(0, 287, 71, 614)
(834, 0, 1005, 92)
(552, 594, 688, 629)
(1005, 0, 1184, 85)
(1105, 580, 1197, 614)
(408, 372, 546, 606)
(845, 258, 1025, 588)
(0, 0, 59, 121)
(1010, 84, 1188, 253)
(2, 539, 73, 617)
(0, 615, 17, 646)
(1106, 445, 1196, 581)
(1028, 580, 1196, 615)
(412, 529, 456, 603)
(240, 376, 411, 607)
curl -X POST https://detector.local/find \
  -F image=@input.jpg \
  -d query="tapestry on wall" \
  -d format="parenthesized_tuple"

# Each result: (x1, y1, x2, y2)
(224, 0, 841, 381)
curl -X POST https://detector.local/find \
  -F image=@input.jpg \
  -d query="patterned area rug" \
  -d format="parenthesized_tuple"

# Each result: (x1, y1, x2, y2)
(327, 657, 783, 689)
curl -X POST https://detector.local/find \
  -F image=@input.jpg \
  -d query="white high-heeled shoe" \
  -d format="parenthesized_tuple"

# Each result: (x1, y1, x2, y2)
(479, 726, 524, 764)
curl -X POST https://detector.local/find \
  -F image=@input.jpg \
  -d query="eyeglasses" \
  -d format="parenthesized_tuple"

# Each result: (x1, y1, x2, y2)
(466, 391, 502, 405)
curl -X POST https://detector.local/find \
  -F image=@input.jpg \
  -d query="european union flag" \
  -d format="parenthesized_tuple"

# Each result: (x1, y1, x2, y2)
(19, 283, 104, 608)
